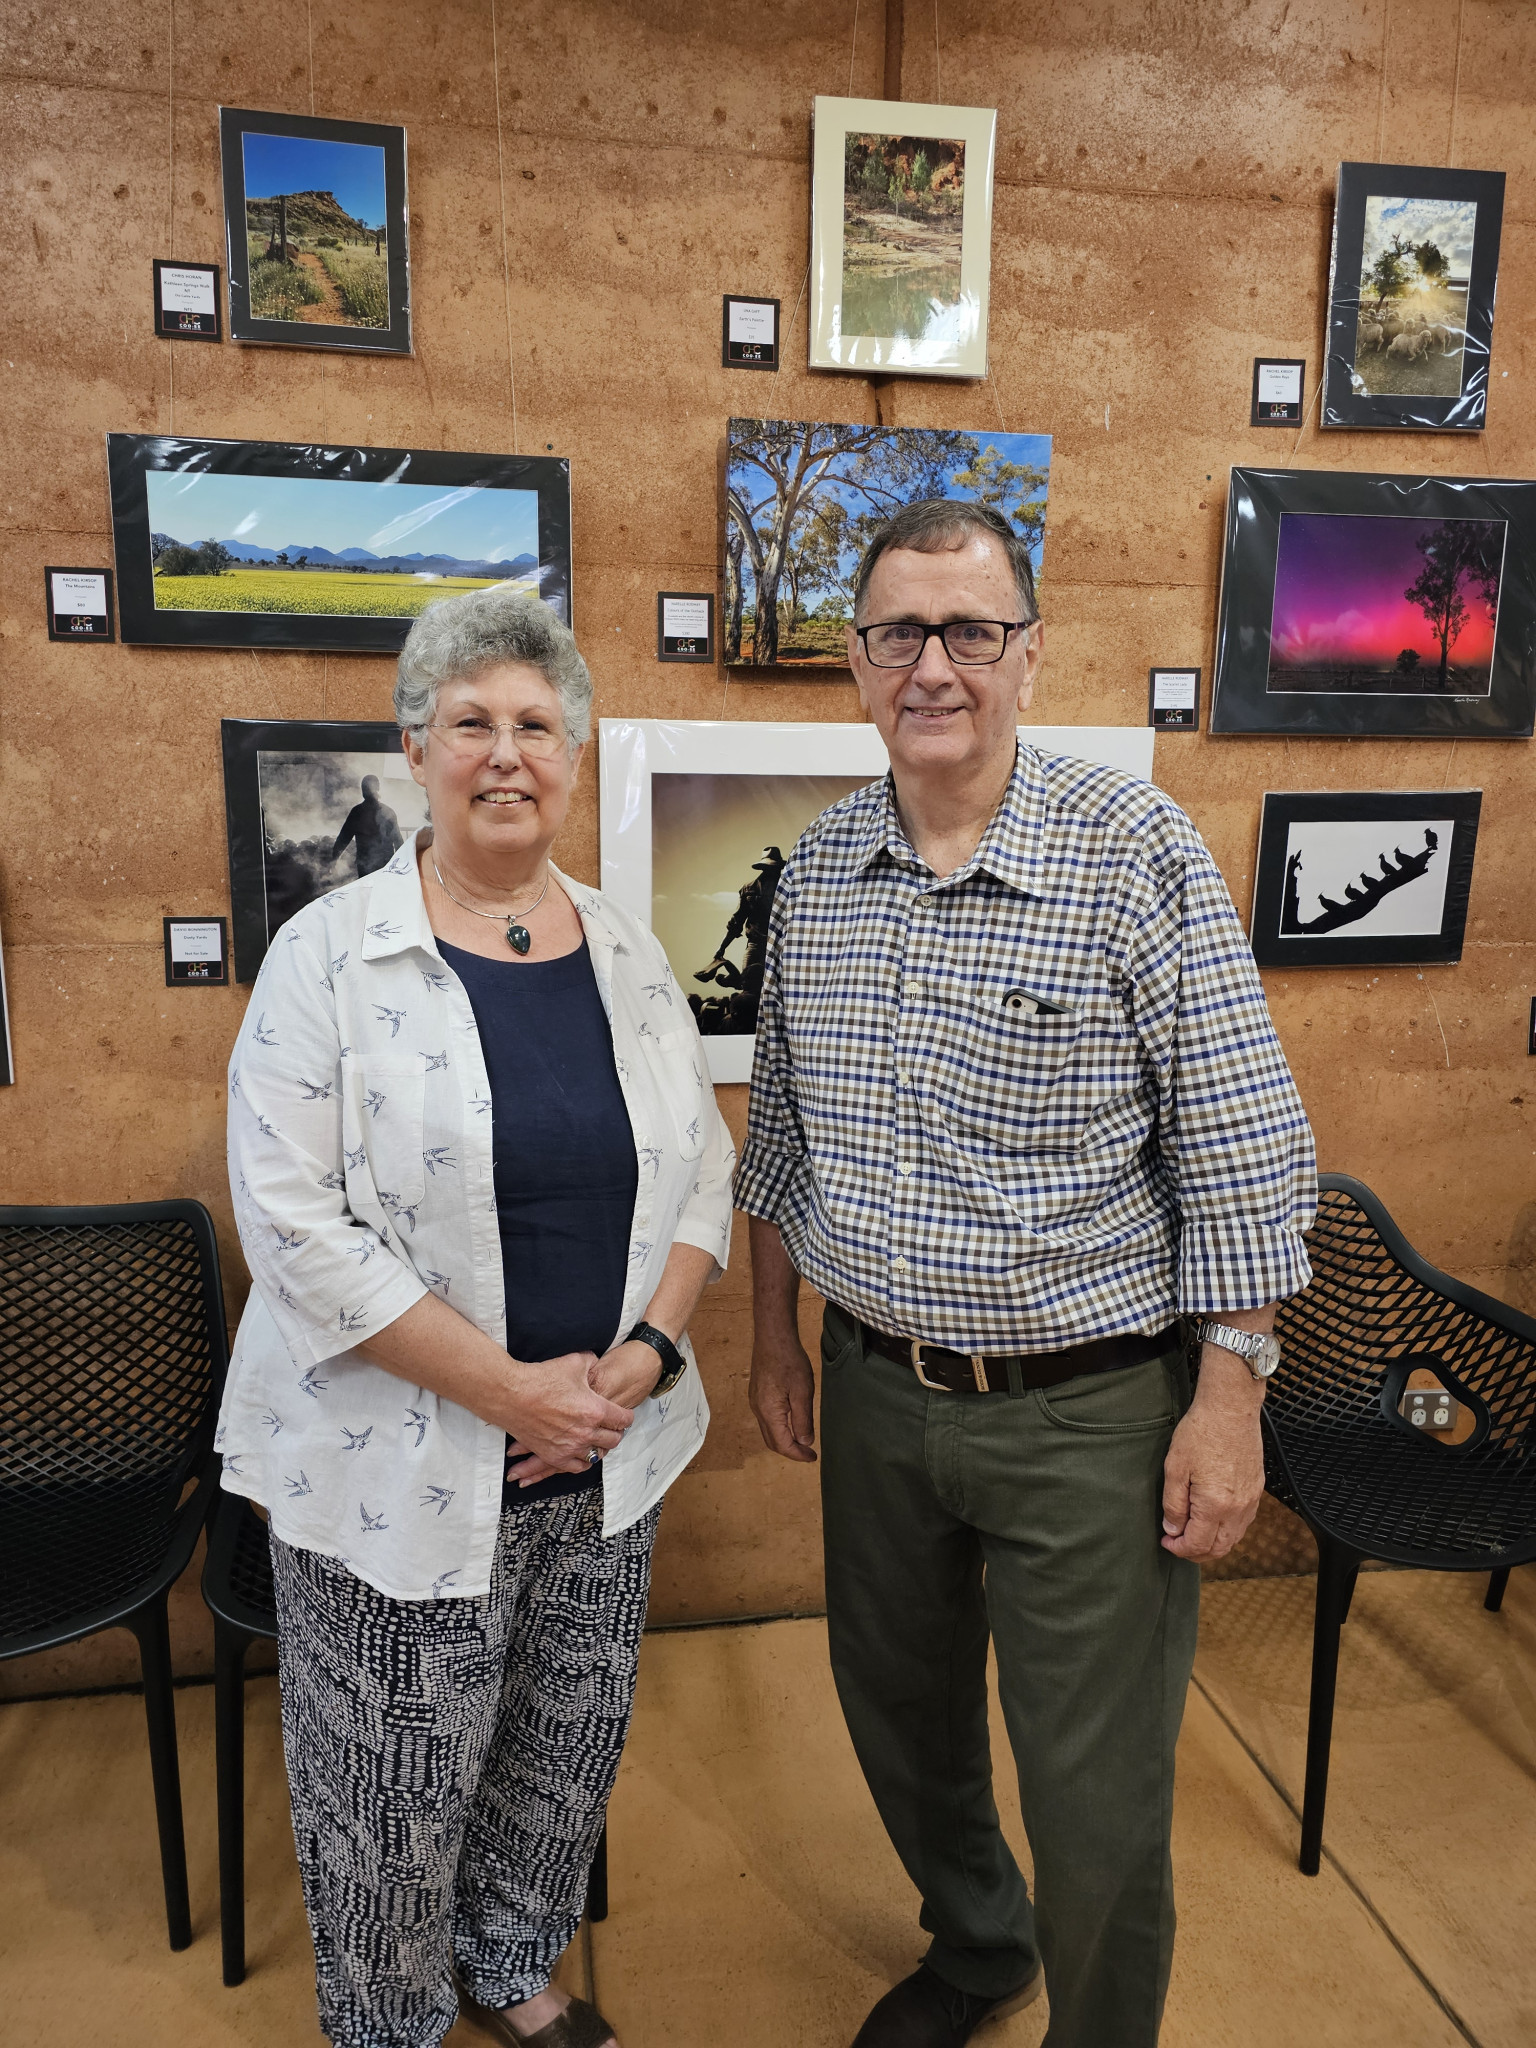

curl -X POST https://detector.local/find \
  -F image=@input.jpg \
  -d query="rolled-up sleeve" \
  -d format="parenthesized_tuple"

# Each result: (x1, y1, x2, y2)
(228, 925, 427, 1366)
(732, 868, 808, 1223)
(1128, 835, 1316, 1312)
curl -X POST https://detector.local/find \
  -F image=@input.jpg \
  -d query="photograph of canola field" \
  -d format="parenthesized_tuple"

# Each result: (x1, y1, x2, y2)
(145, 470, 541, 620)
(243, 131, 391, 329)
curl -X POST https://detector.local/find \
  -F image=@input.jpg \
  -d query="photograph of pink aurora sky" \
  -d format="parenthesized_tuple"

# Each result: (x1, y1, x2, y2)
(1267, 510, 1505, 695)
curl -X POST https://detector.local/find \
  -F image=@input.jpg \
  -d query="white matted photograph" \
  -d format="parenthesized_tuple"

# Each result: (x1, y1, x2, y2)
(600, 721, 1155, 1081)
(809, 96, 997, 379)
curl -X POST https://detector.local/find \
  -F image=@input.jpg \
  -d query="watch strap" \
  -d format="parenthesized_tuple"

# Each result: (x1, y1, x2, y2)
(627, 1320, 688, 1395)
(1195, 1320, 1280, 1378)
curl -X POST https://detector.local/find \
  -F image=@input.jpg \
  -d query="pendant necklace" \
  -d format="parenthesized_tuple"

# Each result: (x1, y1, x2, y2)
(432, 858, 550, 955)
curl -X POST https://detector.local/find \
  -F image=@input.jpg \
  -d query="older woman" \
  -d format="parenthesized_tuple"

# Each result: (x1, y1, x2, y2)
(219, 587, 734, 2048)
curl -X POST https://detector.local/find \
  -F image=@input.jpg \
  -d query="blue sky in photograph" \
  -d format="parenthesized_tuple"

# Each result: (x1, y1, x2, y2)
(145, 473, 539, 560)
(1361, 194, 1477, 280)
(243, 133, 388, 226)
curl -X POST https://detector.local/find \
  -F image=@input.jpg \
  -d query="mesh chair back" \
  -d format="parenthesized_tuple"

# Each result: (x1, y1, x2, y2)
(0, 1201, 230, 1649)
(1269, 1175, 1536, 1569)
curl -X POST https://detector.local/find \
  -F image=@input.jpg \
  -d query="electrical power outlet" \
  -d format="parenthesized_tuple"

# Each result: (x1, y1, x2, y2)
(1400, 1388, 1460, 1433)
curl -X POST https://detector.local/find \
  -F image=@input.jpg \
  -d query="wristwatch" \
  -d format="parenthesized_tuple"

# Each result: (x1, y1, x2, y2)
(1195, 1320, 1282, 1381)
(627, 1320, 689, 1395)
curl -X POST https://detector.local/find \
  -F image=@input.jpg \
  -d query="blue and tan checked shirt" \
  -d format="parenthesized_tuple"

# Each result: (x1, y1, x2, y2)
(734, 744, 1316, 1351)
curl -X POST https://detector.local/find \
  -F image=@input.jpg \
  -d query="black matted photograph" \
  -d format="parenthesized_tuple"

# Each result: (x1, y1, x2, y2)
(1210, 468, 1536, 740)
(1249, 789, 1481, 969)
(0, 918, 13, 1086)
(220, 106, 410, 354)
(222, 720, 428, 981)
(109, 434, 572, 655)
(1322, 162, 1505, 433)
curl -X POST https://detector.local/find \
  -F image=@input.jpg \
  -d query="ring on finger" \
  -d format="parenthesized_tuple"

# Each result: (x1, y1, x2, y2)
(587, 1447, 603, 1466)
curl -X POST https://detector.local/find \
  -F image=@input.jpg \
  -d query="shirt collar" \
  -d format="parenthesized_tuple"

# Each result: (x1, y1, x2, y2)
(850, 742, 1048, 899)
(359, 831, 628, 960)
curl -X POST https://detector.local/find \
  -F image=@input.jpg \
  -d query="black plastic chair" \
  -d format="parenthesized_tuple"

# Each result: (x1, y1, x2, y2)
(0, 1200, 229, 1949)
(202, 1491, 611, 1986)
(1267, 1173, 1536, 1875)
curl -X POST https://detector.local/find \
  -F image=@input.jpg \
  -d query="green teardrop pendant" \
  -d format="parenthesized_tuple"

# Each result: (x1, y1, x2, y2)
(506, 921, 532, 955)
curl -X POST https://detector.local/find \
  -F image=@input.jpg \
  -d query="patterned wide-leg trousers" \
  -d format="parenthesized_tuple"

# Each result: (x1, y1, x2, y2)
(269, 1492, 660, 2048)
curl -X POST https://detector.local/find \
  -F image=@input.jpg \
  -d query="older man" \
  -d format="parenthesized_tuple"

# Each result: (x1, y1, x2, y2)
(735, 499, 1315, 2048)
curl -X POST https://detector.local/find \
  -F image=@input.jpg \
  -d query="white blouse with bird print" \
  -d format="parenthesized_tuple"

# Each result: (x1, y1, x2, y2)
(218, 832, 735, 1601)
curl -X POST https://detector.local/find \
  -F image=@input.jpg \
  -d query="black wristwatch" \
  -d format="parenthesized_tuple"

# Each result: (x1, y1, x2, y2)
(627, 1320, 689, 1395)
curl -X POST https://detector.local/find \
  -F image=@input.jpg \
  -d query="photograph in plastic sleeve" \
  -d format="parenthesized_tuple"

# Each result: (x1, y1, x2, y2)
(1249, 789, 1481, 969)
(221, 719, 426, 982)
(1210, 467, 1536, 739)
(1322, 163, 1504, 432)
(0, 920, 13, 1086)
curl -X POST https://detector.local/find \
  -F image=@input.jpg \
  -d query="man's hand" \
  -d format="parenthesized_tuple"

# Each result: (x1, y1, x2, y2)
(1161, 1316, 1273, 1561)
(749, 1330, 818, 1462)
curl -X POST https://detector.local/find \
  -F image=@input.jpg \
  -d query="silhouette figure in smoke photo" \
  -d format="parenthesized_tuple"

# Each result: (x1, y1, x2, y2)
(689, 844, 786, 1035)
(330, 775, 404, 877)
(1282, 827, 1439, 936)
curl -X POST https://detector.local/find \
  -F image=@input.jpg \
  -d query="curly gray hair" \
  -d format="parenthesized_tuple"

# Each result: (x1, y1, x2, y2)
(394, 585, 593, 749)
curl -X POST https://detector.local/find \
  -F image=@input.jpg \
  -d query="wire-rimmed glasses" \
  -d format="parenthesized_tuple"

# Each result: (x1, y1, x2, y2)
(425, 716, 568, 759)
(855, 620, 1028, 668)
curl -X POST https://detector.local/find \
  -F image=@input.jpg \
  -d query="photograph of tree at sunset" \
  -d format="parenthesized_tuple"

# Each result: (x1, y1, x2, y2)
(1266, 511, 1506, 696)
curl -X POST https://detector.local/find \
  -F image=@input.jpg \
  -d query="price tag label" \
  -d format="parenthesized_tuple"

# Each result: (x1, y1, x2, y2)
(164, 917, 230, 985)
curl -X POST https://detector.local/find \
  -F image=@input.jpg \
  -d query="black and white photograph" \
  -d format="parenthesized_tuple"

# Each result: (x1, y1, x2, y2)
(222, 719, 427, 981)
(1322, 162, 1505, 432)
(1210, 467, 1536, 739)
(219, 106, 411, 354)
(1249, 789, 1481, 968)
(109, 434, 572, 655)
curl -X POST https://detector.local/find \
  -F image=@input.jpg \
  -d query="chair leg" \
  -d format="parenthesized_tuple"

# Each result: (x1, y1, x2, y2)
(585, 1820, 609, 1924)
(1299, 1540, 1360, 1878)
(127, 1591, 192, 1950)
(1485, 1567, 1511, 1614)
(214, 1619, 254, 1986)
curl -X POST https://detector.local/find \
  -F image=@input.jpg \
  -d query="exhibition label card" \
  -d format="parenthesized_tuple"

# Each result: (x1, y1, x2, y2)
(1251, 356, 1306, 426)
(657, 592, 715, 662)
(164, 916, 230, 985)
(153, 259, 222, 339)
(722, 295, 780, 369)
(45, 567, 114, 641)
(1148, 667, 1201, 729)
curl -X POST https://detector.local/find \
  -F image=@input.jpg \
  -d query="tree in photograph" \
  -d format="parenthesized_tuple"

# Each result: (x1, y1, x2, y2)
(1395, 647, 1422, 674)
(948, 446, 1050, 567)
(1413, 240, 1449, 288)
(1403, 520, 1503, 688)
(1368, 233, 1413, 312)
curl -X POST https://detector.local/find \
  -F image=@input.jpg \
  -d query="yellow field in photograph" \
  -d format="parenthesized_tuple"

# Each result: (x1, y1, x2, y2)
(152, 568, 520, 617)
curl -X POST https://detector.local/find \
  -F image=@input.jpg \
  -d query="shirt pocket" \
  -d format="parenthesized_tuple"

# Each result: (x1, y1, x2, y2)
(355, 1056, 428, 1217)
(930, 1001, 1087, 1157)
(641, 1026, 707, 1163)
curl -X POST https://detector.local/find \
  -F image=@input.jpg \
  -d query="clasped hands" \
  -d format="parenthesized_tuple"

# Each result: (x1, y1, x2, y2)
(503, 1338, 664, 1488)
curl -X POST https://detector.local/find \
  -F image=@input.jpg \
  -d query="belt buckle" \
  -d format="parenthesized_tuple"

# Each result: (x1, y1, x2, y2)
(910, 1340, 990, 1393)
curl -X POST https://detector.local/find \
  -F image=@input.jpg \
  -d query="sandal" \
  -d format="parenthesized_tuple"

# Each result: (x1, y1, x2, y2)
(465, 1988, 619, 2048)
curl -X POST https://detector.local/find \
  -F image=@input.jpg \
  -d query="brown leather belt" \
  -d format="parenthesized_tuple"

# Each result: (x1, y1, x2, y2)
(844, 1312, 1185, 1395)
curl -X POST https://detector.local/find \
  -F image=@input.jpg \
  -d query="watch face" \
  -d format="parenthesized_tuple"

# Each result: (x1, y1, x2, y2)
(1253, 1335, 1282, 1377)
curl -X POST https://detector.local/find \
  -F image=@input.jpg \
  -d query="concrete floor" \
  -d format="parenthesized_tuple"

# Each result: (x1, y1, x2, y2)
(2, 1568, 1532, 2047)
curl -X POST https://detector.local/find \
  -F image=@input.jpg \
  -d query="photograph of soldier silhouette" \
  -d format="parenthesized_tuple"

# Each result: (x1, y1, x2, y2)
(257, 748, 427, 943)
(650, 771, 870, 1038)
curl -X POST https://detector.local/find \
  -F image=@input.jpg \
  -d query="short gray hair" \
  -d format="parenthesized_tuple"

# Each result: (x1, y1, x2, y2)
(852, 499, 1040, 626)
(394, 585, 593, 747)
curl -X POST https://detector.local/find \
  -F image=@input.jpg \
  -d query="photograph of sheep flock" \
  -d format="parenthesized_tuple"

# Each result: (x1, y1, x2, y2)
(242, 130, 390, 328)
(144, 470, 540, 618)
(1353, 193, 1476, 397)
(841, 132, 966, 343)
(1267, 511, 1506, 696)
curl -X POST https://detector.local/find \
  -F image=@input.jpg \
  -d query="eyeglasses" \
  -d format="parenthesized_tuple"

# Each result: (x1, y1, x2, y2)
(855, 620, 1029, 668)
(425, 717, 568, 760)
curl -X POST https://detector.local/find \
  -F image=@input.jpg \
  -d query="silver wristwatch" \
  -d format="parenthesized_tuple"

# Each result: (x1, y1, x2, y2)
(1195, 1320, 1282, 1380)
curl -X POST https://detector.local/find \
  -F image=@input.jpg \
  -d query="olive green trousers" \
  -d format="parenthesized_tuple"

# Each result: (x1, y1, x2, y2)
(819, 1304, 1200, 2048)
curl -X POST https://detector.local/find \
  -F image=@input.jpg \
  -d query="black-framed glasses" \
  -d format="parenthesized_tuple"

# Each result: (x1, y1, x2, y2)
(855, 619, 1028, 668)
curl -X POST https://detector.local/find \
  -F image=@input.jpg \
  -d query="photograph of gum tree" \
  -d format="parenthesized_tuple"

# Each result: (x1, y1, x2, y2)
(1353, 194, 1476, 398)
(842, 132, 966, 343)
(1267, 511, 1505, 695)
(725, 418, 1050, 667)
(243, 131, 390, 327)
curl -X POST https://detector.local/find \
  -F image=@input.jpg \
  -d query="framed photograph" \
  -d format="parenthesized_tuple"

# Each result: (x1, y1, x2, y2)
(1250, 789, 1481, 969)
(153, 260, 222, 340)
(0, 919, 13, 1087)
(657, 592, 715, 663)
(1251, 357, 1305, 427)
(222, 719, 428, 982)
(809, 96, 996, 379)
(219, 106, 410, 354)
(108, 433, 571, 654)
(726, 417, 1049, 670)
(1148, 667, 1200, 730)
(599, 720, 1154, 1082)
(722, 295, 780, 370)
(1321, 162, 1505, 433)
(1209, 467, 1536, 740)
(163, 916, 230, 986)
(44, 566, 114, 642)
